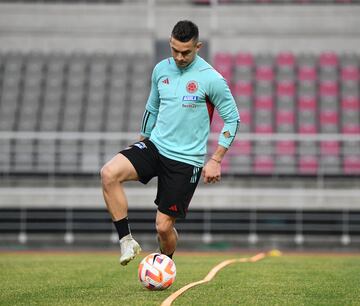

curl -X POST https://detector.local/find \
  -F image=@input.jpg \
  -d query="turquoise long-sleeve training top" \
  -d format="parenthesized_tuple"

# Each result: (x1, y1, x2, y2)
(140, 55, 240, 167)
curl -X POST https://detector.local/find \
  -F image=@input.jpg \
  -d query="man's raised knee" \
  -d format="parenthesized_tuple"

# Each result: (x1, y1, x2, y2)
(100, 164, 118, 187)
(156, 219, 173, 237)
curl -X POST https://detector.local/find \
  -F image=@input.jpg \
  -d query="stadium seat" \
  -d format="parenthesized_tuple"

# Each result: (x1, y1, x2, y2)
(102, 139, 125, 165)
(13, 139, 35, 173)
(298, 95, 316, 113)
(341, 66, 359, 82)
(61, 89, 84, 131)
(255, 106, 273, 132)
(298, 66, 317, 82)
(319, 52, 339, 68)
(0, 53, 23, 131)
(341, 96, 360, 111)
(319, 110, 339, 133)
(343, 140, 360, 174)
(319, 80, 338, 97)
(298, 141, 318, 174)
(254, 155, 274, 174)
(84, 90, 106, 131)
(229, 140, 252, 174)
(80, 139, 102, 173)
(298, 109, 317, 134)
(210, 112, 223, 133)
(57, 139, 80, 173)
(319, 140, 341, 174)
(255, 66, 274, 82)
(253, 140, 274, 174)
(17, 90, 42, 131)
(0, 138, 11, 173)
(213, 52, 233, 82)
(276, 80, 295, 97)
(234, 52, 253, 82)
(276, 110, 295, 133)
(238, 109, 251, 133)
(275, 140, 296, 174)
(36, 139, 57, 173)
(0, 89, 18, 131)
(343, 156, 360, 174)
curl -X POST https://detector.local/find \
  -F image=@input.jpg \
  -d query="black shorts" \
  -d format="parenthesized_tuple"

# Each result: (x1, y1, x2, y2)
(120, 139, 202, 219)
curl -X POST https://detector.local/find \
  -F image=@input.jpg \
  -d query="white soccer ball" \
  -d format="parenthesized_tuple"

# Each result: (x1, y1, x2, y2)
(138, 253, 176, 290)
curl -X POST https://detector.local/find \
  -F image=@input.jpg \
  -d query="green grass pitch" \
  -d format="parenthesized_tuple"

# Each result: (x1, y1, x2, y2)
(0, 251, 359, 306)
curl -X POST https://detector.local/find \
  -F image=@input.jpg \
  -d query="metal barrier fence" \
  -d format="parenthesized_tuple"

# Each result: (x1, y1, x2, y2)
(0, 132, 359, 177)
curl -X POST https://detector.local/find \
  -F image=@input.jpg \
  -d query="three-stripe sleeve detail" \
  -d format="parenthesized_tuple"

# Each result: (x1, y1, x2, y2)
(141, 110, 151, 134)
(190, 167, 200, 183)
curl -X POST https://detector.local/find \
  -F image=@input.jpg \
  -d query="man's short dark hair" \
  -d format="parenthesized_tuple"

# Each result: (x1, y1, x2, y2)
(171, 20, 199, 43)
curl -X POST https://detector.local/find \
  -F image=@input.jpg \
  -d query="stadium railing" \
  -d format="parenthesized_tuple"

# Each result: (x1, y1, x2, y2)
(0, 131, 359, 176)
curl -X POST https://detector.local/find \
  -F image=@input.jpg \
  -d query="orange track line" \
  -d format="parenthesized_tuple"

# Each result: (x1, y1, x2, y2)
(160, 252, 266, 306)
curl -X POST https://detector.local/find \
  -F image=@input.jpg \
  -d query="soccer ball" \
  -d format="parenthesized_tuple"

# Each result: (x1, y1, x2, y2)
(138, 253, 176, 290)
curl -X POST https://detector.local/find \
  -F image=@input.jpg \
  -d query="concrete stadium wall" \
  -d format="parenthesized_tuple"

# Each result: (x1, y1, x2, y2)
(0, 3, 360, 55)
(1, 185, 360, 211)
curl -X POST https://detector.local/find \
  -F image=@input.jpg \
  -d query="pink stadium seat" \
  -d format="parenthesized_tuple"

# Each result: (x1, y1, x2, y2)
(221, 156, 230, 172)
(298, 95, 316, 110)
(276, 110, 295, 125)
(276, 52, 295, 67)
(319, 52, 339, 67)
(341, 66, 360, 81)
(213, 52, 233, 82)
(343, 156, 360, 174)
(240, 109, 251, 126)
(320, 141, 340, 156)
(255, 123, 273, 134)
(211, 112, 223, 132)
(299, 156, 318, 174)
(319, 81, 338, 97)
(235, 52, 254, 67)
(341, 96, 360, 110)
(276, 81, 295, 97)
(276, 140, 296, 155)
(233, 80, 253, 97)
(255, 66, 274, 81)
(255, 95, 273, 109)
(298, 66, 317, 82)
(234, 140, 252, 156)
(342, 123, 360, 134)
(299, 123, 317, 134)
(320, 110, 339, 125)
(254, 155, 274, 174)
(214, 52, 233, 66)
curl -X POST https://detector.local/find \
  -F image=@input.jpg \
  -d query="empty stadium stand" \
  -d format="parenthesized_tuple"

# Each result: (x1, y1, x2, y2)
(211, 51, 360, 176)
(0, 51, 359, 176)
(0, 52, 150, 174)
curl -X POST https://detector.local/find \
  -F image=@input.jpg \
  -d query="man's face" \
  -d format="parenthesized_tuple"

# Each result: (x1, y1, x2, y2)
(170, 37, 202, 68)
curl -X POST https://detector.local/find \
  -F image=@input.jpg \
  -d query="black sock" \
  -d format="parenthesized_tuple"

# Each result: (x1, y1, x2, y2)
(166, 252, 174, 259)
(114, 217, 130, 240)
(159, 246, 174, 259)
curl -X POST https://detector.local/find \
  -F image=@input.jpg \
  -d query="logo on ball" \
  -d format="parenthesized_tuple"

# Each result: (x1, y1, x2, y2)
(138, 253, 176, 290)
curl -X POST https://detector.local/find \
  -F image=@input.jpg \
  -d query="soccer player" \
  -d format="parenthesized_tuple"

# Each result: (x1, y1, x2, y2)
(101, 20, 240, 266)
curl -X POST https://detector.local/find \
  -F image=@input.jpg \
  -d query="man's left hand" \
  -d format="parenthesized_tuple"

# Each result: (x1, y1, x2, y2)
(202, 159, 221, 184)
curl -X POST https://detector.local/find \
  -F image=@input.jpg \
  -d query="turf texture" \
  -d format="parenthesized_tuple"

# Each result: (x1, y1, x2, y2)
(0, 251, 359, 306)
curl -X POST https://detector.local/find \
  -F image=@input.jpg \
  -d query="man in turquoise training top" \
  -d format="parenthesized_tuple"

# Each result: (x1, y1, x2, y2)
(101, 20, 240, 266)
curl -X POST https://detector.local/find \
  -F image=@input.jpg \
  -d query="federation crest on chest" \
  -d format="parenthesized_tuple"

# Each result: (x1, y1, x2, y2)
(186, 80, 198, 93)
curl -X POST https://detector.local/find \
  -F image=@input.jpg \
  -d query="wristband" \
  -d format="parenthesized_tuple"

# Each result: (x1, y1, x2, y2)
(210, 157, 221, 164)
